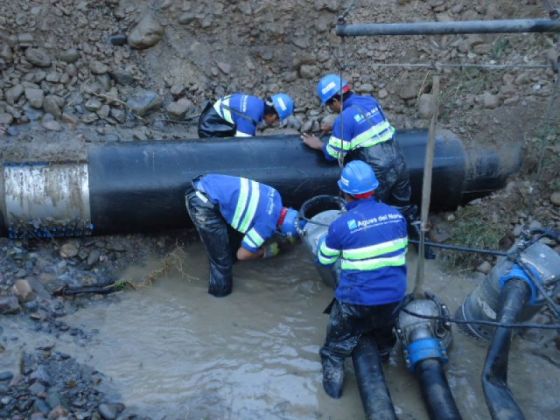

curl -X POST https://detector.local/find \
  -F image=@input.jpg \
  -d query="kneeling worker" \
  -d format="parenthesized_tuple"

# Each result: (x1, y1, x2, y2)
(185, 174, 300, 297)
(198, 93, 294, 138)
(316, 160, 408, 398)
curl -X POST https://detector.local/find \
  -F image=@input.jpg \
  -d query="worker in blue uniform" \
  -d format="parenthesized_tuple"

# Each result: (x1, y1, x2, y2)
(198, 93, 295, 138)
(185, 174, 300, 297)
(316, 160, 408, 399)
(301, 74, 415, 222)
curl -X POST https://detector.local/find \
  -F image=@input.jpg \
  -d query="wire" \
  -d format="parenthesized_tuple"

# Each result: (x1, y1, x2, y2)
(408, 238, 509, 256)
(366, 62, 550, 70)
(398, 306, 560, 330)
(339, 0, 358, 21)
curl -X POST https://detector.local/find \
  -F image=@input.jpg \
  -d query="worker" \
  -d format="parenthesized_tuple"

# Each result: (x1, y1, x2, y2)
(301, 74, 416, 221)
(316, 160, 408, 399)
(185, 173, 301, 297)
(198, 93, 295, 138)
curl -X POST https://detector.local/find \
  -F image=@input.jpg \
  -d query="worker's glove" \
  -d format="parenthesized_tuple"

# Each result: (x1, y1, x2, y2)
(262, 242, 280, 259)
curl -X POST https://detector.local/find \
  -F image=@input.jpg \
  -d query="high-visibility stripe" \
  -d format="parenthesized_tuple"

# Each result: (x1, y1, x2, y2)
(352, 123, 395, 148)
(238, 180, 260, 233)
(320, 241, 340, 257)
(231, 178, 249, 230)
(243, 235, 259, 249)
(246, 228, 265, 248)
(235, 130, 252, 137)
(326, 144, 342, 159)
(213, 96, 234, 124)
(318, 253, 338, 265)
(318, 241, 341, 265)
(327, 136, 352, 151)
(343, 237, 407, 260)
(341, 252, 406, 271)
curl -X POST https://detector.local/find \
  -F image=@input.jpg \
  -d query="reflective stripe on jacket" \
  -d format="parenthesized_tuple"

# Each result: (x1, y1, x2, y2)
(323, 94, 396, 161)
(197, 174, 282, 252)
(213, 94, 265, 137)
(317, 198, 408, 305)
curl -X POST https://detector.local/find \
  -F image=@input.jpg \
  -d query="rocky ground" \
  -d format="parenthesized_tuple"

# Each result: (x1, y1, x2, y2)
(1, 0, 560, 418)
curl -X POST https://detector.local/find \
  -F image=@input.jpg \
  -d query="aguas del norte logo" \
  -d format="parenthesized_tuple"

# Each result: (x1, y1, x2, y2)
(347, 214, 401, 231)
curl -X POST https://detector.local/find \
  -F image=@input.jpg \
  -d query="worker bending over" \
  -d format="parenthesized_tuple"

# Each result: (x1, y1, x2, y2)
(198, 93, 294, 138)
(316, 160, 408, 399)
(185, 174, 299, 297)
(301, 74, 415, 221)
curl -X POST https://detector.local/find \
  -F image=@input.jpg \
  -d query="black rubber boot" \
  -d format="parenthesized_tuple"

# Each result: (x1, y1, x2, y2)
(321, 356, 345, 399)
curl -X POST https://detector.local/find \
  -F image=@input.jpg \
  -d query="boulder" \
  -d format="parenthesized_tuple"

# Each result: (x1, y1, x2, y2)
(127, 90, 162, 116)
(128, 14, 164, 49)
(24, 48, 52, 67)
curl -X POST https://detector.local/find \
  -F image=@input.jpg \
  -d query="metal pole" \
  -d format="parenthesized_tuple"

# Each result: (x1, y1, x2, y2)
(414, 76, 440, 298)
(336, 19, 560, 36)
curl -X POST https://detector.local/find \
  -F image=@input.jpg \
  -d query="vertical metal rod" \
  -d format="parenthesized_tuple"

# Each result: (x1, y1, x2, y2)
(414, 76, 440, 297)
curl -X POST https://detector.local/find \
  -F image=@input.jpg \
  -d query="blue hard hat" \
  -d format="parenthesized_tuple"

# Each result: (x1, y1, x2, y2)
(337, 161, 379, 195)
(279, 208, 300, 238)
(317, 74, 349, 104)
(271, 93, 294, 121)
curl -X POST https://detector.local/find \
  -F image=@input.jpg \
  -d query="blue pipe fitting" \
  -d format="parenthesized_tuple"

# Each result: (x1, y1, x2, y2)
(499, 264, 542, 305)
(406, 337, 447, 371)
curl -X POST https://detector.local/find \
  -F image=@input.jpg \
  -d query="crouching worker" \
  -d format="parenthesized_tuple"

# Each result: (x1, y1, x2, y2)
(198, 93, 294, 138)
(316, 160, 408, 399)
(185, 174, 300, 297)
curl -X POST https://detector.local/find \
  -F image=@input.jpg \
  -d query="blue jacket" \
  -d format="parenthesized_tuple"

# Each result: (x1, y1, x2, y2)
(317, 198, 408, 305)
(213, 93, 265, 137)
(322, 93, 396, 161)
(197, 174, 282, 252)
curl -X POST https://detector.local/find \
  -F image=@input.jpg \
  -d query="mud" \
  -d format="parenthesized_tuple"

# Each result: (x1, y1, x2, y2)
(3, 242, 559, 419)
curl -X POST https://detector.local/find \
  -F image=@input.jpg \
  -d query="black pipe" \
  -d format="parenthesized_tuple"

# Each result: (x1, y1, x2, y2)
(336, 19, 560, 37)
(86, 130, 517, 234)
(352, 335, 397, 420)
(0, 130, 522, 237)
(415, 358, 462, 420)
(482, 279, 531, 420)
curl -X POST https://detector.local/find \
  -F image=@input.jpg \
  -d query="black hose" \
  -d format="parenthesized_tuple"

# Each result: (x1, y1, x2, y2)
(482, 279, 530, 420)
(352, 335, 397, 420)
(415, 358, 462, 420)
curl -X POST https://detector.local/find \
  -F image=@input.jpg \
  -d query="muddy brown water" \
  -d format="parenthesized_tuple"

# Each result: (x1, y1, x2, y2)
(3, 243, 559, 419)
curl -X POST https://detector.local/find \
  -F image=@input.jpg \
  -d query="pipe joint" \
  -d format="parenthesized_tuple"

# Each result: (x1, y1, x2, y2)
(406, 338, 448, 371)
(499, 264, 543, 305)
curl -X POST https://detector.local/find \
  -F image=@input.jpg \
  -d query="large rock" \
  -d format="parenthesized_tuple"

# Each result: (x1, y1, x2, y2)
(128, 14, 164, 49)
(6, 84, 23, 105)
(24, 48, 52, 68)
(0, 296, 20, 314)
(166, 98, 192, 118)
(126, 90, 162, 116)
(90, 61, 110, 75)
(418, 93, 435, 118)
(59, 48, 80, 63)
(43, 95, 64, 118)
(25, 88, 45, 109)
(12, 279, 34, 303)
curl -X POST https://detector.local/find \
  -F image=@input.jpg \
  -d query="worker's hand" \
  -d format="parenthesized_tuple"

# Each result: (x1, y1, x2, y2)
(261, 242, 280, 259)
(300, 133, 324, 150)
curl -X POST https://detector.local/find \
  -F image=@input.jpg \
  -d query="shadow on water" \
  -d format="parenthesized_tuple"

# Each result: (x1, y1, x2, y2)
(4, 242, 560, 419)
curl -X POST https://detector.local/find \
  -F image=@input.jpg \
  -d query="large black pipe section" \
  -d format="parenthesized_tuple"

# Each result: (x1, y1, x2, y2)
(415, 359, 462, 420)
(336, 19, 560, 37)
(0, 130, 521, 238)
(352, 335, 397, 420)
(481, 279, 531, 420)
